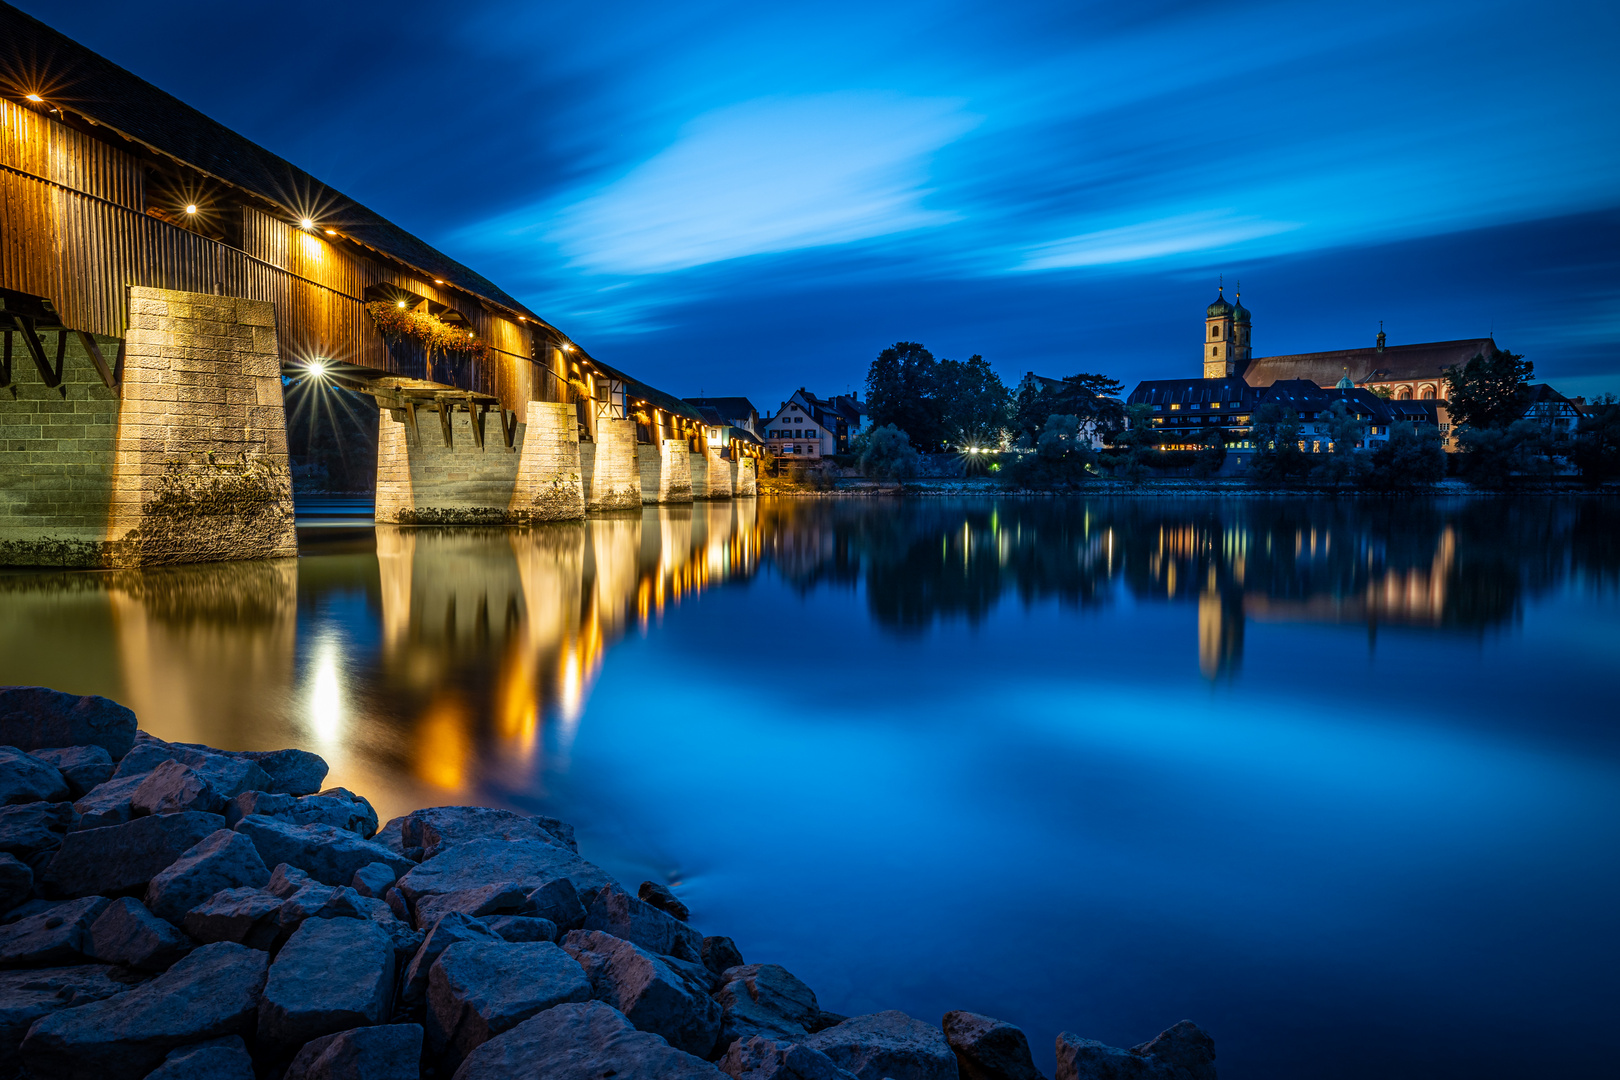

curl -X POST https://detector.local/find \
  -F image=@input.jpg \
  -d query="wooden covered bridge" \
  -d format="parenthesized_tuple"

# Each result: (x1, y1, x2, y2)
(0, 2, 756, 567)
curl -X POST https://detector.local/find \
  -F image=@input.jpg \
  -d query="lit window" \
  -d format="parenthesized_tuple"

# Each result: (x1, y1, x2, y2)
(1169, 403, 1180, 410)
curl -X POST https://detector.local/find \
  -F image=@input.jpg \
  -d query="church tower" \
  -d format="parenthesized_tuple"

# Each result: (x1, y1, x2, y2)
(1203, 284, 1235, 379)
(1231, 283, 1252, 372)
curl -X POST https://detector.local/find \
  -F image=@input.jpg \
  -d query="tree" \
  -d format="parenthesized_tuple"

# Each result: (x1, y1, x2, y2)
(1570, 394, 1620, 487)
(1005, 414, 1095, 487)
(1358, 422, 1445, 491)
(858, 424, 920, 481)
(866, 342, 941, 450)
(1309, 402, 1368, 488)
(1013, 372, 1125, 446)
(1455, 419, 1555, 489)
(1190, 428, 1227, 479)
(935, 354, 1013, 447)
(1106, 403, 1159, 484)
(1444, 349, 1533, 430)
(1247, 403, 1309, 487)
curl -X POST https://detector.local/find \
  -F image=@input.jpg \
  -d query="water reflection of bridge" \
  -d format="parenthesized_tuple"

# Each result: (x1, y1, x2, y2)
(0, 501, 759, 818)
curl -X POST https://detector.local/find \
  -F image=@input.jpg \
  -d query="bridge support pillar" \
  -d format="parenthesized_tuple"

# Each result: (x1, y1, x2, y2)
(510, 401, 586, 522)
(376, 404, 523, 524)
(733, 457, 757, 497)
(639, 439, 692, 504)
(581, 418, 641, 511)
(704, 447, 733, 499)
(689, 451, 710, 499)
(0, 286, 295, 567)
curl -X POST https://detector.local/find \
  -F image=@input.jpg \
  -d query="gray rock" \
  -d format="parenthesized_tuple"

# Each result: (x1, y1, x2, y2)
(143, 1035, 255, 1080)
(30, 746, 115, 798)
(428, 939, 593, 1063)
(942, 1011, 1044, 1080)
(19, 941, 268, 1080)
(1052, 1021, 1218, 1080)
(231, 747, 329, 796)
(71, 774, 147, 830)
(0, 898, 64, 925)
(0, 747, 69, 806)
(384, 886, 410, 923)
(0, 895, 109, 966)
(268, 861, 317, 897)
(112, 739, 271, 799)
(400, 806, 568, 860)
(413, 883, 533, 931)
(108, 732, 181, 780)
(396, 839, 615, 923)
(480, 915, 557, 943)
(0, 854, 31, 915)
(715, 964, 821, 1046)
(286, 1023, 424, 1080)
(562, 929, 722, 1058)
(275, 880, 340, 931)
(525, 877, 586, 932)
(181, 887, 283, 948)
(43, 810, 226, 897)
(703, 935, 745, 977)
(350, 894, 425, 958)
(0, 800, 75, 862)
(0, 965, 136, 1076)
(451, 999, 724, 1080)
(86, 896, 194, 971)
(532, 815, 578, 852)
(0, 688, 138, 760)
(225, 788, 378, 837)
(402, 911, 502, 1004)
(804, 1011, 958, 1080)
(258, 916, 396, 1053)
(639, 880, 691, 921)
(584, 883, 703, 963)
(374, 816, 409, 859)
(233, 815, 414, 887)
(223, 789, 296, 826)
(721, 1036, 860, 1080)
(351, 861, 397, 898)
(131, 760, 229, 816)
(144, 829, 270, 924)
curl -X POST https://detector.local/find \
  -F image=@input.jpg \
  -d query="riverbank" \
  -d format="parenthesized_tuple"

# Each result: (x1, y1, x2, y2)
(758, 476, 1620, 497)
(0, 686, 1216, 1080)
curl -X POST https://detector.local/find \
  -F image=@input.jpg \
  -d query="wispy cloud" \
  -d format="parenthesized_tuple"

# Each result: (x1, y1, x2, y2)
(1016, 212, 1299, 270)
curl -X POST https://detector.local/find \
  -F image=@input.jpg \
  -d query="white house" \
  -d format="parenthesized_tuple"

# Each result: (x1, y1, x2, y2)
(760, 389, 868, 460)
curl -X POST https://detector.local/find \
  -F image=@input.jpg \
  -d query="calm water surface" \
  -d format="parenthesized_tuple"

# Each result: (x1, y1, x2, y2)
(3, 496, 1618, 1079)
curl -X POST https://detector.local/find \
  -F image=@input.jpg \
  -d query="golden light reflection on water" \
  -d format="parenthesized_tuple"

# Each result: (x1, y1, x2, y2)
(0, 505, 762, 821)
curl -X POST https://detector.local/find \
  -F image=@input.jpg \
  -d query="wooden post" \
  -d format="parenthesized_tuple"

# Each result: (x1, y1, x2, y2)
(436, 397, 453, 448)
(77, 330, 119, 390)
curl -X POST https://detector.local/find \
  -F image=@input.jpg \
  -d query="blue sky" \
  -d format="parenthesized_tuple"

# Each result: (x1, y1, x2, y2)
(25, 0, 1620, 407)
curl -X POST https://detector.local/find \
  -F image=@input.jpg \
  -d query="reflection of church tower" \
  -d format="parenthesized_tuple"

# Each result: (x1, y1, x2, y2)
(1197, 589, 1245, 679)
(1204, 285, 1235, 379)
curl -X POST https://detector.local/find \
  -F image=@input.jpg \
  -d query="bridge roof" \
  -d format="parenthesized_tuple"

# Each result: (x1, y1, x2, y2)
(0, 1, 536, 322)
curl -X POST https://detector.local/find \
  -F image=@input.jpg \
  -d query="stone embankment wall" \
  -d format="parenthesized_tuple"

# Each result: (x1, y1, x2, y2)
(0, 287, 295, 568)
(0, 684, 1218, 1080)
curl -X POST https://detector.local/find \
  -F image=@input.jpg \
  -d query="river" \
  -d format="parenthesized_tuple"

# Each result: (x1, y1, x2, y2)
(2, 495, 1617, 1078)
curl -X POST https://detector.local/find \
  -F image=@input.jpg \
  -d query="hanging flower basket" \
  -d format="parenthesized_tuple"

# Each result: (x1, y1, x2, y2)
(366, 301, 488, 363)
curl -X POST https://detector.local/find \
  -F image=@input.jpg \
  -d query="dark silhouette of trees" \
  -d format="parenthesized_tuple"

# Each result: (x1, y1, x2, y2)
(1444, 349, 1533, 430)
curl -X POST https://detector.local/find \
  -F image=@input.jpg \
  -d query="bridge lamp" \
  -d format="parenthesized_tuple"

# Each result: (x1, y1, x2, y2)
(299, 217, 314, 230)
(25, 93, 43, 103)
(306, 360, 329, 378)
(562, 343, 575, 352)
(324, 228, 336, 236)
(396, 300, 406, 309)
(184, 204, 198, 215)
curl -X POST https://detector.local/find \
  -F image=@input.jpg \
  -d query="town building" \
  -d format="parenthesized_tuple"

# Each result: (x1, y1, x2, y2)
(683, 397, 763, 439)
(760, 390, 868, 460)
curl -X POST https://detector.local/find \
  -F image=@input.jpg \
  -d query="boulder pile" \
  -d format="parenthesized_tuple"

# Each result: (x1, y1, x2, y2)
(0, 687, 1218, 1079)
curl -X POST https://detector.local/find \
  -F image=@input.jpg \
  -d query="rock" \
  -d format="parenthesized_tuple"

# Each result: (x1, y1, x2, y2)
(562, 929, 722, 1058)
(0, 854, 30, 915)
(374, 816, 409, 859)
(639, 880, 691, 921)
(143, 1035, 255, 1079)
(396, 839, 616, 922)
(108, 732, 181, 779)
(384, 886, 410, 922)
(144, 829, 270, 924)
(226, 789, 378, 837)
(258, 916, 396, 1054)
(181, 887, 283, 948)
(413, 883, 533, 930)
(0, 688, 138, 759)
(30, 746, 115, 797)
(804, 1011, 958, 1080)
(721, 1036, 861, 1080)
(402, 911, 502, 1004)
(274, 880, 338, 933)
(86, 896, 194, 971)
(1, 899, 64, 925)
(0, 747, 69, 806)
(715, 964, 822, 1046)
(0, 965, 135, 1076)
(19, 941, 268, 1080)
(130, 760, 229, 816)
(704, 936, 745, 977)
(942, 1011, 1044, 1080)
(111, 739, 270, 799)
(268, 861, 317, 897)
(233, 815, 413, 887)
(223, 789, 296, 825)
(286, 1023, 424, 1080)
(532, 815, 578, 852)
(584, 883, 703, 963)
(480, 915, 557, 943)
(427, 939, 593, 1063)
(231, 747, 329, 796)
(71, 775, 147, 830)
(0, 895, 109, 966)
(351, 861, 397, 898)
(400, 806, 568, 861)
(1054, 1023, 1217, 1080)
(43, 810, 227, 897)
(450, 999, 724, 1080)
(526, 877, 586, 932)
(0, 800, 76, 862)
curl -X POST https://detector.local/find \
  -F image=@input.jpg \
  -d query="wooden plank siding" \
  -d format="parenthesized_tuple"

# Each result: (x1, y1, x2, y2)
(0, 99, 552, 413)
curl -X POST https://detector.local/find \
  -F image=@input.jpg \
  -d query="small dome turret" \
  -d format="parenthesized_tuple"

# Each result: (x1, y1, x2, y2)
(1232, 293, 1250, 324)
(1206, 288, 1233, 318)
(1336, 373, 1354, 389)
